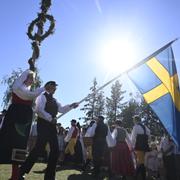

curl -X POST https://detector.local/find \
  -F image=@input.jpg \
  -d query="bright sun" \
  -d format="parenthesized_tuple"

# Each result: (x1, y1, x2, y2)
(99, 38, 137, 74)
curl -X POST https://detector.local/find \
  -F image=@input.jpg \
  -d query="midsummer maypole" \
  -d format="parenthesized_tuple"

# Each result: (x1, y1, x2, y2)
(0, 0, 56, 169)
(27, 0, 55, 72)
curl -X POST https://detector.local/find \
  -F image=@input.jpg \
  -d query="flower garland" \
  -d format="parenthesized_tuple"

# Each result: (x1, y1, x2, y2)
(27, 0, 55, 72)
(27, 14, 55, 42)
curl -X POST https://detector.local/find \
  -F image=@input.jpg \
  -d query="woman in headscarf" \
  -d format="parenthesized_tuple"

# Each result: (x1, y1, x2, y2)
(0, 69, 45, 180)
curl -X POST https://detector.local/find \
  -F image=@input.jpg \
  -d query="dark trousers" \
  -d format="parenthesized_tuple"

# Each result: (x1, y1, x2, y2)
(163, 154, 177, 180)
(20, 118, 59, 180)
(135, 164, 146, 180)
(92, 138, 107, 175)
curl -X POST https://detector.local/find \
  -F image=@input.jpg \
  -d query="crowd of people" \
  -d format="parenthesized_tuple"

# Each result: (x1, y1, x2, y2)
(0, 68, 179, 180)
(25, 115, 180, 180)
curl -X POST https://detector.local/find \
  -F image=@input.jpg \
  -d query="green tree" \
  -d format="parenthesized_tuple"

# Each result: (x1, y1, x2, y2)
(1, 69, 23, 108)
(80, 78, 105, 123)
(121, 95, 140, 130)
(94, 90, 105, 117)
(106, 80, 126, 123)
(118, 91, 165, 136)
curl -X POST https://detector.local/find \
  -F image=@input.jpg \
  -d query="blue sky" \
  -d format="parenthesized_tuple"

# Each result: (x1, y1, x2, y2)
(0, 0, 179, 127)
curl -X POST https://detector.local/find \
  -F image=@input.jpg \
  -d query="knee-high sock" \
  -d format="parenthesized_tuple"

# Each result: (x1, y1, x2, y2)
(11, 164, 19, 180)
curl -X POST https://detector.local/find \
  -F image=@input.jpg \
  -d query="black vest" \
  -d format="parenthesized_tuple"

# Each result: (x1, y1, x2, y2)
(94, 121, 108, 139)
(135, 123, 150, 151)
(44, 92, 58, 118)
(116, 127, 126, 142)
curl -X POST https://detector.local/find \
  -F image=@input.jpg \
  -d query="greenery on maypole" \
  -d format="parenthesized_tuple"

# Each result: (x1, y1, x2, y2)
(27, 0, 55, 71)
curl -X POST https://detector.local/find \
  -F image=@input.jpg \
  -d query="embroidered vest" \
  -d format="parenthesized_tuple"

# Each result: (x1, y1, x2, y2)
(71, 126, 79, 138)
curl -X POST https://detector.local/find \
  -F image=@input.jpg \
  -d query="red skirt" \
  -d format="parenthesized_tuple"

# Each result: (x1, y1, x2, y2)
(110, 141, 135, 176)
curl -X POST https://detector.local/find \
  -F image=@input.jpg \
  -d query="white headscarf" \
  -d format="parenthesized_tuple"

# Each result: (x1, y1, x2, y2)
(13, 69, 36, 90)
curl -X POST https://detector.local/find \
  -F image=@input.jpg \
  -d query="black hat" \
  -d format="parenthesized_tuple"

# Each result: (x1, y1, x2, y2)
(45, 81, 58, 87)
(90, 120, 95, 125)
(98, 116, 104, 121)
(71, 119, 76, 123)
(57, 123, 61, 126)
(115, 120, 122, 126)
(133, 115, 141, 122)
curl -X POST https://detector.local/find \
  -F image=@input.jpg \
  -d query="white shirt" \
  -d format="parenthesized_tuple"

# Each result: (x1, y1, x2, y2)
(85, 124, 96, 137)
(160, 136, 176, 155)
(111, 127, 118, 140)
(85, 122, 97, 137)
(64, 126, 79, 142)
(12, 69, 45, 100)
(30, 122, 37, 136)
(35, 92, 71, 122)
(0, 114, 5, 129)
(131, 123, 150, 148)
(106, 126, 116, 147)
(145, 149, 159, 171)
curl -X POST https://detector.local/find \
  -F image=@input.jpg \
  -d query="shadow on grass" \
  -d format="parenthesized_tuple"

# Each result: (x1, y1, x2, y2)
(56, 164, 84, 172)
(33, 168, 46, 174)
(67, 173, 103, 180)
(33, 165, 110, 179)
(33, 165, 84, 174)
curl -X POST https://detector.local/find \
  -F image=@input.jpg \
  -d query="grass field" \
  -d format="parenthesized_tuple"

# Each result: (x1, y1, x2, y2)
(0, 163, 110, 180)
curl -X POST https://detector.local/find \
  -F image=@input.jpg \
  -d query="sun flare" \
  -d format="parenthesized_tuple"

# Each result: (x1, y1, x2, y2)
(99, 38, 137, 74)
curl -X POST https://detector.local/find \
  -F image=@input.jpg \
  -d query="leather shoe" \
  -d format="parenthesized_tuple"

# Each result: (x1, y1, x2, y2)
(18, 174, 25, 180)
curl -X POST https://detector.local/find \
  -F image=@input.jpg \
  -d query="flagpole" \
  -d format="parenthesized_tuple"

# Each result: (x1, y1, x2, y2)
(126, 38, 179, 73)
(57, 38, 179, 119)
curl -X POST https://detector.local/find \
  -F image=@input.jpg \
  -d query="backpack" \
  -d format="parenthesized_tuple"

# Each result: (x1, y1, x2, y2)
(135, 123, 150, 151)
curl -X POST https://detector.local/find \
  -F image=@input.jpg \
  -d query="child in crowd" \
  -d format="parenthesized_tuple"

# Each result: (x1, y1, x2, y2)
(145, 142, 159, 179)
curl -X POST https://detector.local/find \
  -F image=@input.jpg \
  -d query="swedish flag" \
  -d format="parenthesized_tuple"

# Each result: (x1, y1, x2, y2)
(127, 39, 180, 148)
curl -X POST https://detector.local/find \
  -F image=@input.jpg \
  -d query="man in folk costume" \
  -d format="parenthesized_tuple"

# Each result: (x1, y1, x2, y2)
(110, 120, 135, 180)
(0, 69, 45, 180)
(74, 122, 85, 165)
(18, 81, 78, 180)
(64, 119, 79, 158)
(131, 115, 150, 180)
(91, 116, 108, 178)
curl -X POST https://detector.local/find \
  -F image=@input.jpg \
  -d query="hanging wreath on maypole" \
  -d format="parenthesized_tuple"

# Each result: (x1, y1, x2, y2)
(27, 0, 55, 71)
